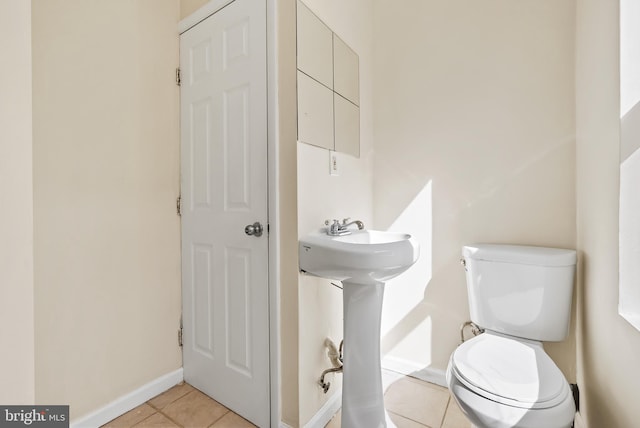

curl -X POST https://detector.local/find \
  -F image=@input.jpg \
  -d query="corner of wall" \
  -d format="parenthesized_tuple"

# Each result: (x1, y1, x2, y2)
(277, 0, 301, 425)
(0, 0, 35, 404)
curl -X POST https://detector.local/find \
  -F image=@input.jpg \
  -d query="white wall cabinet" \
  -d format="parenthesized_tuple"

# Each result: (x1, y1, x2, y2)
(296, 0, 360, 157)
(297, 71, 334, 150)
(334, 93, 359, 157)
(333, 34, 359, 106)
(296, 1, 333, 88)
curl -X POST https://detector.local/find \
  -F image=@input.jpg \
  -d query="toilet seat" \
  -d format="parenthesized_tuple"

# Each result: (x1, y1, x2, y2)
(450, 332, 571, 410)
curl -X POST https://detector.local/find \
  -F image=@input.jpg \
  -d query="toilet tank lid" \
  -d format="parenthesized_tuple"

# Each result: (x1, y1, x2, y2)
(463, 244, 576, 267)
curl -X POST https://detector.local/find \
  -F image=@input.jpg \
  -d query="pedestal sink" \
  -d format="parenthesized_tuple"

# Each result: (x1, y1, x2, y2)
(299, 229, 419, 428)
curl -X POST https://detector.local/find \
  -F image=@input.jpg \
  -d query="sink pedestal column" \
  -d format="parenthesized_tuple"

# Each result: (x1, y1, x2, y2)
(341, 280, 387, 428)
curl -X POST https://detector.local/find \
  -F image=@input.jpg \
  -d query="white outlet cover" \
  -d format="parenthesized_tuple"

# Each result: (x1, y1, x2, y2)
(330, 150, 339, 176)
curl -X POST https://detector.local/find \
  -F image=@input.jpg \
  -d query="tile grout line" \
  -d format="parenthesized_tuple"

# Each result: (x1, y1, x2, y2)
(206, 409, 231, 428)
(438, 396, 453, 428)
(386, 409, 430, 428)
(148, 384, 194, 411)
(144, 387, 196, 428)
(148, 387, 232, 428)
(156, 408, 185, 428)
(130, 411, 169, 428)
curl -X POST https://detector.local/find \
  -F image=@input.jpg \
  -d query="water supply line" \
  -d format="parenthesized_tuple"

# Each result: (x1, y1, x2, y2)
(460, 321, 484, 344)
(318, 338, 343, 393)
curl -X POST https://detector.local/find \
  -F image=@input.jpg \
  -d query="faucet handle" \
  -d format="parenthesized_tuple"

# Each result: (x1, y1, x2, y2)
(325, 219, 340, 226)
(342, 217, 351, 225)
(324, 219, 344, 236)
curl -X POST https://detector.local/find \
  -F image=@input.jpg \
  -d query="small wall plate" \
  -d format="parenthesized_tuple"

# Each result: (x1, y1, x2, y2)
(330, 150, 339, 176)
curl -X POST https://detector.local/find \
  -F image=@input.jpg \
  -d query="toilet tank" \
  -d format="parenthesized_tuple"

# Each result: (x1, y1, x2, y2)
(462, 244, 577, 342)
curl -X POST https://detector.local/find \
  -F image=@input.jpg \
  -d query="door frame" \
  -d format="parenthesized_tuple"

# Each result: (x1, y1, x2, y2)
(178, 2, 280, 426)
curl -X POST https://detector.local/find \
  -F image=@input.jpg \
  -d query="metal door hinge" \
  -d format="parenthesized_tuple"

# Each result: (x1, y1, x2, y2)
(176, 68, 181, 86)
(176, 195, 182, 216)
(178, 317, 183, 347)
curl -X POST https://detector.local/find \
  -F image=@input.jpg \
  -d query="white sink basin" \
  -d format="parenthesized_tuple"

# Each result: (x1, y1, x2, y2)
(299, 229, 419, 283)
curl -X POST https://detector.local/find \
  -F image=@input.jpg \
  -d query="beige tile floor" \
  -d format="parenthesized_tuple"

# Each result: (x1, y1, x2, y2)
(103, 371, 471, 428)
(325, 371, 472, 428)
(102, 382, 256, 428)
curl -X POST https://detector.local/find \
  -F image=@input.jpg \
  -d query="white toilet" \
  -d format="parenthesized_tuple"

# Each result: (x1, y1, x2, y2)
(446, 244, 577, 428)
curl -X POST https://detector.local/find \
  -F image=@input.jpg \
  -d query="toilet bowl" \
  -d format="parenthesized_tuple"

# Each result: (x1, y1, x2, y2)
(448, 244, 577, 428)
(446, 332, 575, 428)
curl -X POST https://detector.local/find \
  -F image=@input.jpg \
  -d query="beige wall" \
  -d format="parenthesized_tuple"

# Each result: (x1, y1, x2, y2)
(372, 0, 577, 379)
(0, 0, 35, 405)
(32, 0, 182, 419)
(180, 0, 208, 19)
(576, 0, 640, 426)
(296, 0, 374, 424)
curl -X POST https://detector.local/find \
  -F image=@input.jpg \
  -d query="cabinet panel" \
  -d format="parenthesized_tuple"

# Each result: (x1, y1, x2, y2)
(297, 71, 334, 150)
(333, 35, 359, 105)
(334, 94, 359, 158)
(296, 1, 333, 88)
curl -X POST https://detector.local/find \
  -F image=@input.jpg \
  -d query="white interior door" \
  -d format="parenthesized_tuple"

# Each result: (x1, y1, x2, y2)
(180, 0, 269, 426)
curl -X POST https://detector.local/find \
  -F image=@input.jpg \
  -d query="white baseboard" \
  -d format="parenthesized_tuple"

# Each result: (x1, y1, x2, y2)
(382, 356, 447, 388)
(70, 368, 184, 428)
(303, 391, 342, 428)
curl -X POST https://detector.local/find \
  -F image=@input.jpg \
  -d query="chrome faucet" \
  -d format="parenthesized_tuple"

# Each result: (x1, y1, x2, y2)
(325, 218, 365, 236)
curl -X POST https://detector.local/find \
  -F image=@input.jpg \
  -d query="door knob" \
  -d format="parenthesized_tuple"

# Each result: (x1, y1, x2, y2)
(245, 222, 263, 237)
